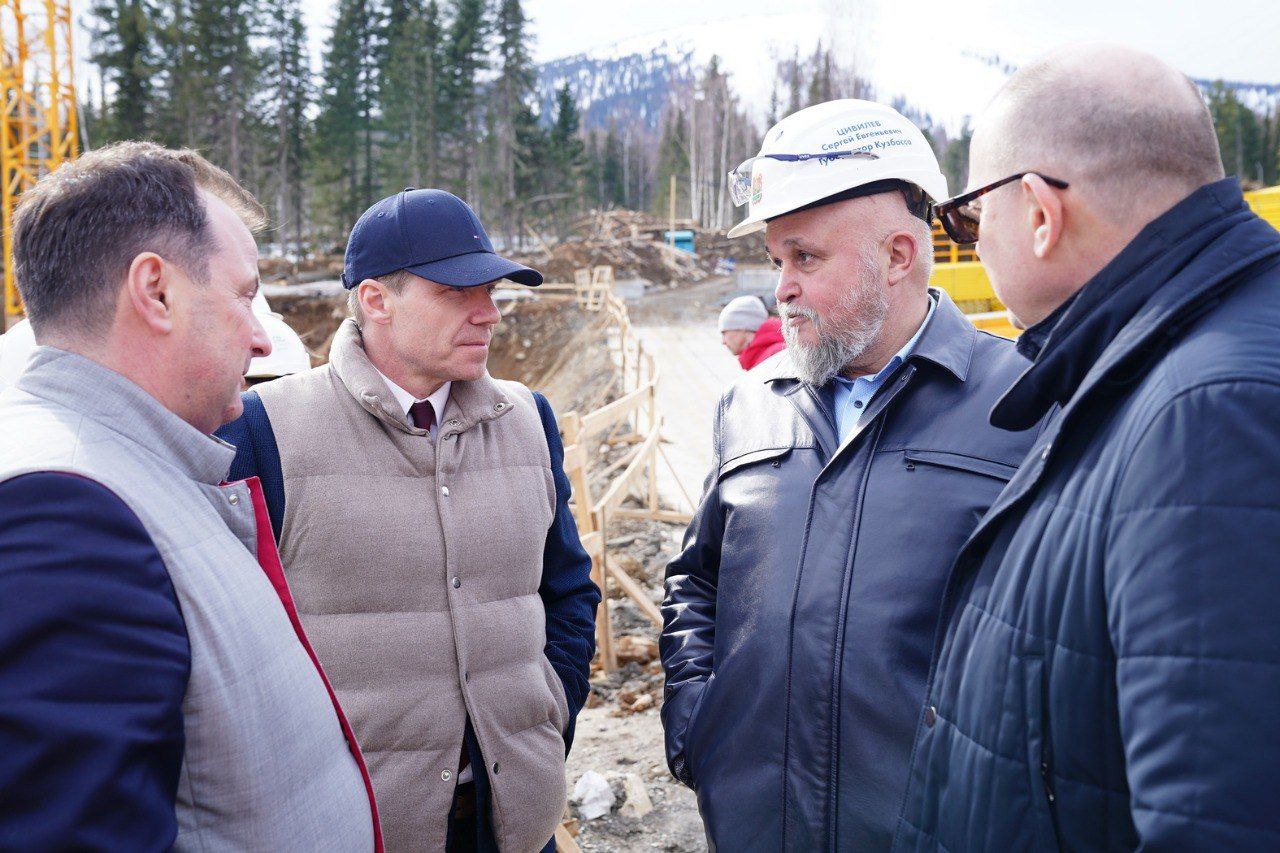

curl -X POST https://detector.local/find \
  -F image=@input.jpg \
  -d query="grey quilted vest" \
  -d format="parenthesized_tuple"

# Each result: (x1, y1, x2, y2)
(255, 319, 569, 852)
(0, 347, 377, 852)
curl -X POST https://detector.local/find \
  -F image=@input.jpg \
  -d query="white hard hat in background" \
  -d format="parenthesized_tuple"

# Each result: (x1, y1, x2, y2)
(0, 319, 36, 391)
(252, 288, 272, 317)
(246, 311, 311, 380)
(727, 99, 949, 239)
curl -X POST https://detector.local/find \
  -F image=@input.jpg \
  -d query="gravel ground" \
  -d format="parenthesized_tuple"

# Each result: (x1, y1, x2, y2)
(566, 708, 706, 852)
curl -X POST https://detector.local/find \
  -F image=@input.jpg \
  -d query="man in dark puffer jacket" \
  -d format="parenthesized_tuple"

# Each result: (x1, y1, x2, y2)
(894, 45, 1280, 851)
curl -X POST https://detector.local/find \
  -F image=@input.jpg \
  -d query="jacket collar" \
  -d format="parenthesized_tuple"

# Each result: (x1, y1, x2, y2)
(991, 178, 1280, 431)
(328, 318, 513, 437)
(16, 346, 235, 485)
(766, 286, 975, 390)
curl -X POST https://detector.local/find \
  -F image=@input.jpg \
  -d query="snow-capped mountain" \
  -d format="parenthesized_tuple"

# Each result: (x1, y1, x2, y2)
(536, 44, 698, 134)
(534, 12, 1280, 136)
(533, 10, 1006, 135)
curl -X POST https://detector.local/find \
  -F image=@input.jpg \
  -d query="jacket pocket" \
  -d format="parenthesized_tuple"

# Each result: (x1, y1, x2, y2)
(539, 654, 571, 736)
(903, 449, 1019, 482)
(681, 673, 716, 788)
(1023, 655, 1063, 852)
(717, 446, 792, 481)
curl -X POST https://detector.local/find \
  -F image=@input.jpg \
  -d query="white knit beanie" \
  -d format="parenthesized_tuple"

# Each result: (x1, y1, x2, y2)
(718, 296, 768, 332)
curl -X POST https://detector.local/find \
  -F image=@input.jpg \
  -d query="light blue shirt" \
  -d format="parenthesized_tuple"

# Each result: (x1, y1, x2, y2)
(831, 295, 937, 442)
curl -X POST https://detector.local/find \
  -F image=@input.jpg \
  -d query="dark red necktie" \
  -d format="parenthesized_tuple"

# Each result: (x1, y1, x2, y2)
(409, 400, 436, 433)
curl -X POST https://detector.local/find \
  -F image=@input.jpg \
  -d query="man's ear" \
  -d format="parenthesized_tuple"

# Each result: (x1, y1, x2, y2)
(357, 279, 392, 325)
(885, 230, 919, 286)
(123, 252, 174, 333)
(1022, 174, 1066, 259)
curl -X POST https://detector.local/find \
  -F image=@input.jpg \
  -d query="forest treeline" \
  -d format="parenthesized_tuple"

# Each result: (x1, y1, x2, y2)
(85, 0, 1280, 252)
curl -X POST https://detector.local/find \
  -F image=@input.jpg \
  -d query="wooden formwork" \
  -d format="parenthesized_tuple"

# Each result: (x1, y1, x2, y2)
(557, 271, 694, 673)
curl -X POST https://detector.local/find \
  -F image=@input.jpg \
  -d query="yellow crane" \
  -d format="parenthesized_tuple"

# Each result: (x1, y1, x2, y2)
(0, 0, 77, 329)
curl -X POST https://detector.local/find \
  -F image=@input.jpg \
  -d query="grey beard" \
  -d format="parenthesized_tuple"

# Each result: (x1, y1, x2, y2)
(780, 275, 888, 387)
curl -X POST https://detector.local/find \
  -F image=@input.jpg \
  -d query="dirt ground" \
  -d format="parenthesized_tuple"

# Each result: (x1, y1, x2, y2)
(559, 278, 752, 850)
(564, 517, 706, 852)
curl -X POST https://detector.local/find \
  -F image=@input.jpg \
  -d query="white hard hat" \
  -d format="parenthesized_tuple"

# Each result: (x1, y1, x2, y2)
(246, 312, 311, 379)
(726, 99, 949, 239)
(252, 288, 272, 316)
(0, 319, 37, 390)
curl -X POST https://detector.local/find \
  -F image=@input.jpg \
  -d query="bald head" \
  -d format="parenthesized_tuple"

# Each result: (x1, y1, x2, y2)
(974, 44, 1224, 223)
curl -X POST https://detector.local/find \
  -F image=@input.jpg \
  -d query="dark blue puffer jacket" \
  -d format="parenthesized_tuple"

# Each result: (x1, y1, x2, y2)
(893, 178, 1280, 851)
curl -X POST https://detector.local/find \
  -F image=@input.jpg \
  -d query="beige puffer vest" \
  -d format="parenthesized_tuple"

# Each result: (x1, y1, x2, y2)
(256, 320, 570, 852)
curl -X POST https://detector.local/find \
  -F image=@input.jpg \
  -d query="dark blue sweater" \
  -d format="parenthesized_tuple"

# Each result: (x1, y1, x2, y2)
(0, 473, 189, 850)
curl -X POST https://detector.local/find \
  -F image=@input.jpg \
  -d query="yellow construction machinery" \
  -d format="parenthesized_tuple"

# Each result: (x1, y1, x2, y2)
(930, 185, 1280, 340)
(0, 0, 77, 329)
(1246, 184, 1280, 231)
(928, 223, 1020, 338)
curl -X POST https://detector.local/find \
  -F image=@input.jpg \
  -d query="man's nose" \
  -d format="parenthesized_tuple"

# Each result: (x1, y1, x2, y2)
(250, 314, 272, 358)
(473, 289, 502, 326)
(774, 267, 799, 305)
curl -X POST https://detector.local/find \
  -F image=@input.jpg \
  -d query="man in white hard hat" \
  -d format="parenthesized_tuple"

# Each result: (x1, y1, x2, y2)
(718, 295, 784, 371)
(660, 99, 1044, 849)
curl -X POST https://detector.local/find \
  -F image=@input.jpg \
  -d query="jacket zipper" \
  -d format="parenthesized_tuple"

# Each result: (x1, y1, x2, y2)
(1039, 669, 1063, 850)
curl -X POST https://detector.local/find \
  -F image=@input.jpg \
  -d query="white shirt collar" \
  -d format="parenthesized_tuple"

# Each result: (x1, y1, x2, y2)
(374, 367, 451, 427)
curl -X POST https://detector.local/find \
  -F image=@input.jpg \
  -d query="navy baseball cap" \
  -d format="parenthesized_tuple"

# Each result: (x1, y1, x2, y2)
(341, 188, 543, 289)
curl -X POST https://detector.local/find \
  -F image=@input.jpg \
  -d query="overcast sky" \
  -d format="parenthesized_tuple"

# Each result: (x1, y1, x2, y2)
(72, 0, 1278, 104)
(512, 0, 1278, 80)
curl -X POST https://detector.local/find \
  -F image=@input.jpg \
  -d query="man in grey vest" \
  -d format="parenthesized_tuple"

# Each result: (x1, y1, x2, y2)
(217, 189, 600, 853)
(0, 142, 380, 850)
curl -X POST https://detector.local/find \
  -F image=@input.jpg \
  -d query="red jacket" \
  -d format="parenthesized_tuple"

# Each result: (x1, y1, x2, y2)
(738, 316, 786, 370)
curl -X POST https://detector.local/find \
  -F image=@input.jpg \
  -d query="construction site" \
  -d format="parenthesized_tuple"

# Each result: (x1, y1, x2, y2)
(5, 0, 1280, 850)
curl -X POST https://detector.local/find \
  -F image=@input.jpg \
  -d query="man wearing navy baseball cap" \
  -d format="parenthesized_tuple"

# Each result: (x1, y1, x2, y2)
(218, 189, 599, 853)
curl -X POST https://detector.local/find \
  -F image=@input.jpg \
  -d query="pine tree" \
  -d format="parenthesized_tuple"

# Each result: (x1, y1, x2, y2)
(423, 1, 445, 185)
(314, 0, 381, 236)
(512, 98, 547, 236)
(806, 46, 832, 107)
(491, 0, 536, 244)
(547, 83, 585, 235)
(600, 122, 626, 208)
(1206, 82, 1269, 186)
(785, 48, 802, 116)
(182, 0, 264, 176)
(441, 0, 488, 198)
(151, 0, 198, 148)
(381, 0, 445, 192)
(651, 109, 689, 219)
(88, 0, 157, 141)
(942, 119, 971, 195)
(262, 0, 311, 252)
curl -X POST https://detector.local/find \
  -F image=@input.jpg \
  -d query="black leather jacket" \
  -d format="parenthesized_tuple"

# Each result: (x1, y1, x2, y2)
(661, 289, 1040, 850)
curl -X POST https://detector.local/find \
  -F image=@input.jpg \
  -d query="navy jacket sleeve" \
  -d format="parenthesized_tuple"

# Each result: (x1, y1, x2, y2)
(533, 392, 600, 753)
(1109, 380, 1280, 848)
(0, 473, 189, 851)
(216, 390, 286, 541)
(659, 394, 724, 785)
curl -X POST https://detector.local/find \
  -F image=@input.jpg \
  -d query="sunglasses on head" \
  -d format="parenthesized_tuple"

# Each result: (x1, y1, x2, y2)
(934, 172, 1070, 244)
